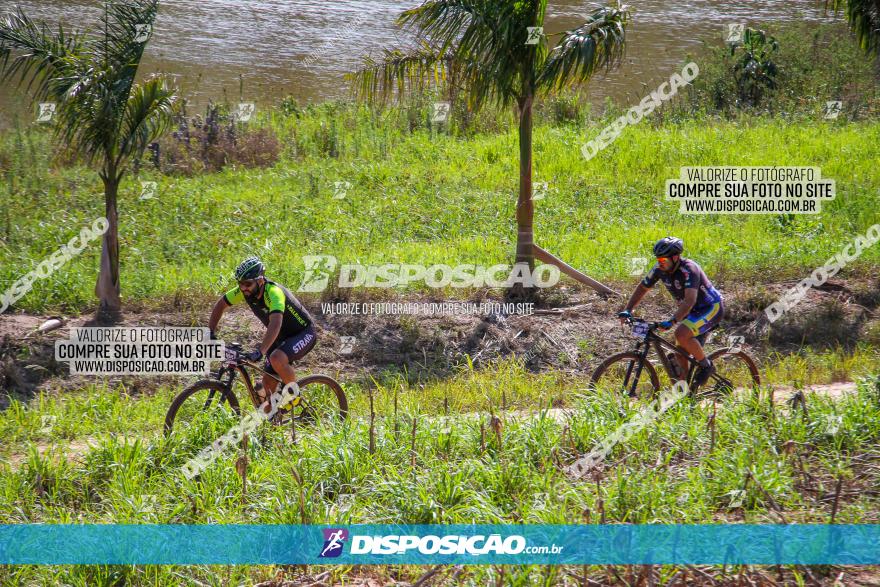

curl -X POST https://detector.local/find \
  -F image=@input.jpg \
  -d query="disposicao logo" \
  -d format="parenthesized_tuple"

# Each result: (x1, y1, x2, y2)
(318, 528, 348, 558)
(350, 534, 527, 555)
(297, 255, 560, 292)
(316, 531, 563, 558)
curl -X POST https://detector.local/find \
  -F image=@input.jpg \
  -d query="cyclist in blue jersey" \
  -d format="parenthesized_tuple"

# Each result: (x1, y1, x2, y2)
(617, 237, 724, 389)
(208, 256, 317, 413)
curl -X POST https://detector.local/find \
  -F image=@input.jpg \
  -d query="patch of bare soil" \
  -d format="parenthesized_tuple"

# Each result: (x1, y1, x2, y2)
(1, 277, 877, 407)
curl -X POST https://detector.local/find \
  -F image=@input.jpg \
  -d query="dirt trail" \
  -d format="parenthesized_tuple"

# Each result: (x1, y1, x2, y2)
(1, 276, 877, 408)
(1, 434, 146, 469)
(2, 379, 864, 474)
(435, 381, 865, 427)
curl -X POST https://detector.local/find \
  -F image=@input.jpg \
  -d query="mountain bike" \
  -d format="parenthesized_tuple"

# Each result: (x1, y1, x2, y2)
(164, 342, 348, 436)
(590, 317, 760, 400)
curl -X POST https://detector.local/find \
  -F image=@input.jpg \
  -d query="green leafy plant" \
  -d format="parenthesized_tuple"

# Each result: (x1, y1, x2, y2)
(732, 28, 780, 108)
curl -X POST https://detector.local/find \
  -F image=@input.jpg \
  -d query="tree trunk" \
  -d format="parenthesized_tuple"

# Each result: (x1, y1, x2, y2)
(533, 245, 622, 297)
(515, 93, 535, 268)
(96, 174, 122, 320)
(508, 94, 535, 302)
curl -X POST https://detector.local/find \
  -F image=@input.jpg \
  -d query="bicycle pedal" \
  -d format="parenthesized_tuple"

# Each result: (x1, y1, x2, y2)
(694, 387, 714, 399)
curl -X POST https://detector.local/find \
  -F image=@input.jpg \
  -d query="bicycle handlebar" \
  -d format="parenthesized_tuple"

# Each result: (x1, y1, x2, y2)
(220, 342, 259, 366)
(622, 316, 660, 329)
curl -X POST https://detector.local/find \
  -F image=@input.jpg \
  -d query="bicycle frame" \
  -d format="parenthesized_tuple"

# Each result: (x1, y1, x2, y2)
(211, 343, 329, 421)
(215, 357, 284, 410)
(164, 343, 347, 435)
(648, 333, 698, 383)
(622, 322, 732, 396)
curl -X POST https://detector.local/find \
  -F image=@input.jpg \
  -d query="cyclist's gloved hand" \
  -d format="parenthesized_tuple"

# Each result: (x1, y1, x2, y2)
(658, 318, 676, 330)
(245, 349, 263, 362)
(209, 330, 218, 341)
(617, 309, 632, 323)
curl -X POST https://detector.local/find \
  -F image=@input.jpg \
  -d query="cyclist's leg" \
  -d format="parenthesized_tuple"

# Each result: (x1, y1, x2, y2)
(673, 324, 699, 374)
(259, 342, 286, 409)
(670, 345, 690, 381)
(266, 327, 317, 410)
(260, 370, 277, 409)
(260, 364, 280, 414)
(677, 302, 724, 379)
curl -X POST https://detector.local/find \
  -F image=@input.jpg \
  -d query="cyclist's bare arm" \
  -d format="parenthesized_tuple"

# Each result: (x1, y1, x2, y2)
(260, 314, 283, 356)
(208, 297, 227, 334)
(622, 283, 650, 315)
(207, 297, 282, 355)
(672, 289, 698, 323)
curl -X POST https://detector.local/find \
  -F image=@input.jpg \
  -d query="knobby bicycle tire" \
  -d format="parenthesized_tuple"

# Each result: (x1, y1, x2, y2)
(164, 379, 241, 436)
(590, 352, 661, 400)
(286, 374, 348, 424)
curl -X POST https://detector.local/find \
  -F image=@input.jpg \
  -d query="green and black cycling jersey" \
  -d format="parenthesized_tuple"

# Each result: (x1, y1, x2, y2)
(223, 279, 313, 337)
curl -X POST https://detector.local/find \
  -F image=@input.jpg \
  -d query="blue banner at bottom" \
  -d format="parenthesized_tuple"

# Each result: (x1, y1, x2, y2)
(0, 524, 877, 565)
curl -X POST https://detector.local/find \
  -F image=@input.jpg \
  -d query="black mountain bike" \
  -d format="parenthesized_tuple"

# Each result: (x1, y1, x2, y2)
(591, 317, 760, 399)
(164, 342, 348, 436)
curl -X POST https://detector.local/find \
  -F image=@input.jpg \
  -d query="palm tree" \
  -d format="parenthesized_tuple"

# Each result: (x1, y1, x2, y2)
(0, 1, 177, 319)
(826, 0, 880, 55)
(351, 1, 628, 298)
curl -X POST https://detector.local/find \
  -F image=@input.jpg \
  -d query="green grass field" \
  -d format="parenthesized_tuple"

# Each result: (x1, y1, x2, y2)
(1, 107, 879, 314)
(1, 367, 878, 585)
(2, 17, 880, 584)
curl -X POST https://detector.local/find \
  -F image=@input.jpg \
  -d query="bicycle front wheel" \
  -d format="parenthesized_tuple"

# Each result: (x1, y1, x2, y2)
(164, 380, 241, 438)
(590, 352, 660, 400)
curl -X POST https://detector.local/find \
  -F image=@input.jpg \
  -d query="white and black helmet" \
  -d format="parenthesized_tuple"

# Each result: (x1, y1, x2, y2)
(653, 237, 683, 257)
(234, 256, 264, 281)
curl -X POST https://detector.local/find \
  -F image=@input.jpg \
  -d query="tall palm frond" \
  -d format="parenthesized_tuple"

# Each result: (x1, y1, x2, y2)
(351, 40, 454, 105)
(0, 8, 84, 100)
(537, 6, 628, 93)
(0, 0, 177, 315)
(826, 0, 880, 55)
(62, 0, 160, 176)
(116, 75, 177, 169)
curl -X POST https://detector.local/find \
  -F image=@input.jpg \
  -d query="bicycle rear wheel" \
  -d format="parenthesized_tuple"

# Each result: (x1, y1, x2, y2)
(275, 374, 348, 427)
(590, 352, 660, 400)
(164, 380, 241, 437)
(706, 348, 761, 397)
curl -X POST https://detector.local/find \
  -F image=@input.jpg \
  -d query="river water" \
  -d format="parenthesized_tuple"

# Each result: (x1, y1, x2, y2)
(0, 0, 837, 125)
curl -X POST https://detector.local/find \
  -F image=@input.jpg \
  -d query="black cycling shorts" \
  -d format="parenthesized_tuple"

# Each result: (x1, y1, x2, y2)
(264, 326, 316, 375)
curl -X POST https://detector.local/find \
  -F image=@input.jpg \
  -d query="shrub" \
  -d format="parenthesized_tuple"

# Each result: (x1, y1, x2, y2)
(680, 22, 880, 118)
(732, 28, 780, 108)
(151, 102, 280, 175)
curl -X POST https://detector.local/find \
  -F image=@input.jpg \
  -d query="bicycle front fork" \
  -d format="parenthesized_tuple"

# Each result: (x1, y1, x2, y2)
(625, 343, 650, 397)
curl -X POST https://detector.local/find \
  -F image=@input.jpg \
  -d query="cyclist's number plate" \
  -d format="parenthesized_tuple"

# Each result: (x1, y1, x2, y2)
(224, 348, 238, 361)
(631, 322, 650, 339)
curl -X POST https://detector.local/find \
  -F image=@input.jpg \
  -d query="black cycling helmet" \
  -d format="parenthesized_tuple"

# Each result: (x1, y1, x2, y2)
(234, 256, 264, 281)
(653, 236, 683, 257)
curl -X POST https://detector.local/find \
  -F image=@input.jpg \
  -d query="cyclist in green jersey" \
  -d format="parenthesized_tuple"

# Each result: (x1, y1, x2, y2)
(208, 256, 317, 413)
